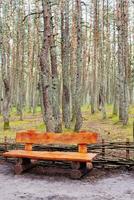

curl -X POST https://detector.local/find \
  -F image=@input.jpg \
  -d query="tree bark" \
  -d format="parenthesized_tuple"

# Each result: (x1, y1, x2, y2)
(74, 0, 83, 131)
(61, 0, 71, 129)
(0, 1, 11, 130)
(117, 0, 129, 125)
(49, 3, 62, 132)
(91, 0, 99, 114)
(40, 0, 55, 132)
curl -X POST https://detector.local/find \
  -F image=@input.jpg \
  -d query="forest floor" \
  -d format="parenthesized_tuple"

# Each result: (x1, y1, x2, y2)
(0, 161, 134, 200)
(0, 105, 134, 142)
(0, 106, 134, 199)
(82, 105, 134, 142)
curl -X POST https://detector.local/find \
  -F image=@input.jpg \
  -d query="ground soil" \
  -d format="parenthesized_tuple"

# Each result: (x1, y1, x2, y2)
(0, 161, 134, 200)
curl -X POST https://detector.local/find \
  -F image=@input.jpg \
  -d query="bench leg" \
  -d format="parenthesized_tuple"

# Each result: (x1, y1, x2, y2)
(70, 161, 93, 179)
(15, 158, 33, 175)
(86, 162, 93, 170)
(71, 161, 88, 170)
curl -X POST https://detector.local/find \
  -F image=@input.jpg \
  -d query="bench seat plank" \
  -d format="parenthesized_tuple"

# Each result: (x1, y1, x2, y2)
(4, 150, 97, 162)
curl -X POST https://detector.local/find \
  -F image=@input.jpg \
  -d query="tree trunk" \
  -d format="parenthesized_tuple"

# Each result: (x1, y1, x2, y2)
(117, 0, 129, 125)
(40, 0, 55, 132)
(61, 0, 71, 129)
(0, 2, 11, 130)
(91, 0, 99, 114)
(49, 3, 62, 132)
(74, 0, 83, 131)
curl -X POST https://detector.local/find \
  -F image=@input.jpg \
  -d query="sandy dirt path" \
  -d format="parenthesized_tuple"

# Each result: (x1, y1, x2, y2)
(0, 163, 134, 200)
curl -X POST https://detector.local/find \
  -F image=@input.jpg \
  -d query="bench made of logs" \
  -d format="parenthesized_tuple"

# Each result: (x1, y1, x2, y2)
(3, 130, 98, 179)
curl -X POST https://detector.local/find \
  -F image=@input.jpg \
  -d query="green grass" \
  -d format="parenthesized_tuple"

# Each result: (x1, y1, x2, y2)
(81, 104, 134, 142)
(0, 105, 134, 142)
(35, 123, 45, 131)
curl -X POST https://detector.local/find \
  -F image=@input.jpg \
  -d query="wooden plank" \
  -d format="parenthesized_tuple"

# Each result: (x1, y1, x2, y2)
(25, 144, 32, 151)
(16, 130, 98, 145)
(78, 144, 87, 153)
(3, 150, 97, 162)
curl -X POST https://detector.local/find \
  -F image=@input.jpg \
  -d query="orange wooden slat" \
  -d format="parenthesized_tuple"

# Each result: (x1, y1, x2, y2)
(3, 150, 97, 162)
(25, 144, 32, 151)
(78, 144, 87, 153)
(16, 130, 98, 145)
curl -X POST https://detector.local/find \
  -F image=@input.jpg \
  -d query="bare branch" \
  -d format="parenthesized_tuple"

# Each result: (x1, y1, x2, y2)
(22, 10, 43, 22)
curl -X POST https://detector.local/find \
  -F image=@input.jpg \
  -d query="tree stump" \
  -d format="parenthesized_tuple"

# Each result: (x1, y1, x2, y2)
(70, 169, 82, 179)
(87, 162, 93, 170)
(14, 158, 33, 175)
(70, 161, 91, 179)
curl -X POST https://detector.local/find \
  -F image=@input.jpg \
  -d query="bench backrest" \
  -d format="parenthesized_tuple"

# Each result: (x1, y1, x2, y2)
(16, 130, 98, 153)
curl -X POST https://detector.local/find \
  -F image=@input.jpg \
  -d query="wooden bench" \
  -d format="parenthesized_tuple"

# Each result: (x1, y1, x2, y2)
(4, 130, 98, 179)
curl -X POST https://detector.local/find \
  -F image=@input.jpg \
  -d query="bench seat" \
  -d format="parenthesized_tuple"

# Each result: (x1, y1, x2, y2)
(4, 150, 97, 162)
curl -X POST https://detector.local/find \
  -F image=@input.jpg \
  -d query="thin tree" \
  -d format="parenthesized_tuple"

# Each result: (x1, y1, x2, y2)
(74, 0, 83, 131)
(116, 0, 129, 125)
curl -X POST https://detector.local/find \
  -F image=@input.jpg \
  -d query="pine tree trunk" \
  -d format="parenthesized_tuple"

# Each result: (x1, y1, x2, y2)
(1, 49, 11, 130)
(117, 0, 129, 125)
(113, 8, 119, 115)
(49, 3, 62, 132)
(91, 0, 99, 114)
(0, 2, 11, 130)
(40, 0, 55, 132)
(74, 0, 83, 131)
(61, 0, 71, 129)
